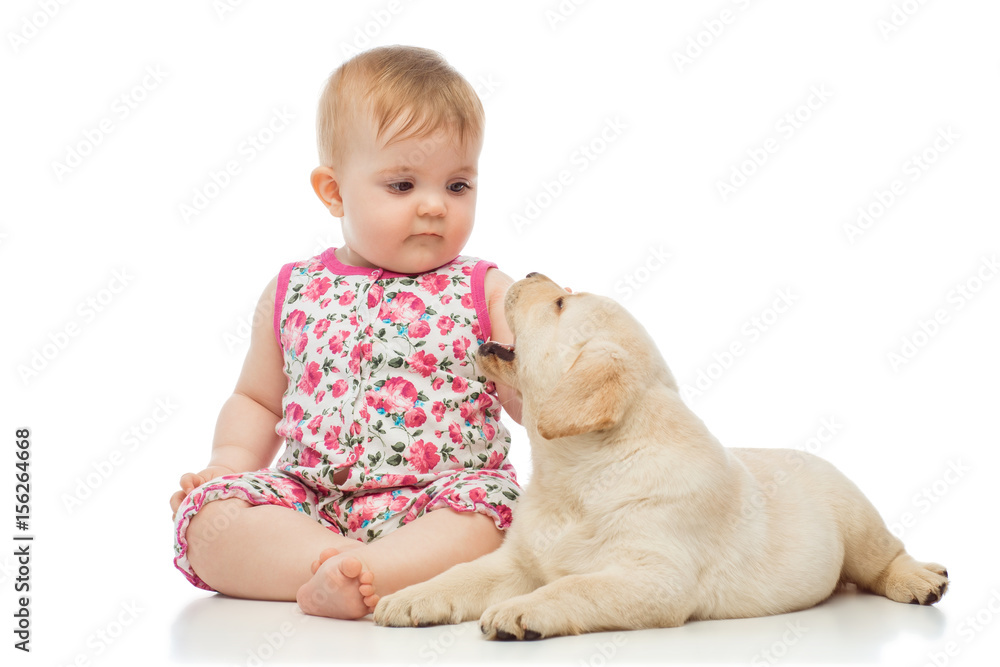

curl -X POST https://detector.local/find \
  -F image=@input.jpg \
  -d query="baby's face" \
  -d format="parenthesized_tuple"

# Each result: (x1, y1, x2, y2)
(336, 117, 482, 274)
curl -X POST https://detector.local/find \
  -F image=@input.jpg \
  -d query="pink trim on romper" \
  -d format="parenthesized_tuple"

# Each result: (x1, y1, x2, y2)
(273, 262, 295, 347)
(319, 246, 459, 280)
(470, 259, 497, 342)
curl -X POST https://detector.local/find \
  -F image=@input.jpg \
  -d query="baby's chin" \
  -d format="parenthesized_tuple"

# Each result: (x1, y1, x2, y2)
(386, 237, 459, 274)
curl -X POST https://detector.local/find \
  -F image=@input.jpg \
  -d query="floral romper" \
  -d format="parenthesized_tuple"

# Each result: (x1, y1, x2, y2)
(173, 247, 520, 591)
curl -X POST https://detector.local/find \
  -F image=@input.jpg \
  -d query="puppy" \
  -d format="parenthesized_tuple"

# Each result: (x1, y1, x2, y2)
(374, 273, 949, 639)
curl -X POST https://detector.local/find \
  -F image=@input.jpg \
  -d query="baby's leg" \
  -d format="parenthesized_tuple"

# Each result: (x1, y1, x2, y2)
(185, 499, 361, 600)
(296, 507, 503, 619)
(175, 471, 360, 601)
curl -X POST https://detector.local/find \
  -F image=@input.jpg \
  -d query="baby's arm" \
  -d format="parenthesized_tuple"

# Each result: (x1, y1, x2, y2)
(483, 268, 523, 424)
(170, 276, 288, 516)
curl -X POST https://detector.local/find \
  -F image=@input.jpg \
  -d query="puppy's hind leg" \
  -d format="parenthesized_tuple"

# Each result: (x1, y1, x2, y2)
(837, 483, 949, 605)
(870, 550, 949, 605)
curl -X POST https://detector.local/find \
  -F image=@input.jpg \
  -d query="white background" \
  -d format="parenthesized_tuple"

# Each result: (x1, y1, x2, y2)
(3, 1, 999, 666)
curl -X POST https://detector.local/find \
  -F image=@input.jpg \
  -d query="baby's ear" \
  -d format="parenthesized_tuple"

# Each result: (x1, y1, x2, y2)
(310, 166, 344, 217)
(534, 341, 628, 440)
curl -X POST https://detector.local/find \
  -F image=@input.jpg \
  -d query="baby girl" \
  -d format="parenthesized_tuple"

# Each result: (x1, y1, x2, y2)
(169, 45, 522, 620)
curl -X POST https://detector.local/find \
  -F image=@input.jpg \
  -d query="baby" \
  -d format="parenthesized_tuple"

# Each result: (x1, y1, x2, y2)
(169, 45, 523, 620)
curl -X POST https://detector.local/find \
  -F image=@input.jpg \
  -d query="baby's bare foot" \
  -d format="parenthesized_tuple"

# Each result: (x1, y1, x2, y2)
(297, 554, 374, 619)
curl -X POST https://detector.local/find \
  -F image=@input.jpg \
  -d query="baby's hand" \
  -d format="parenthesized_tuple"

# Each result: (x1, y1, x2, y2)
(170, 465, 235, 518)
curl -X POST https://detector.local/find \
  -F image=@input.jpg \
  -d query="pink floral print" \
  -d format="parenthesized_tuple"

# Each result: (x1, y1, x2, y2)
(173, 249, 520, 592)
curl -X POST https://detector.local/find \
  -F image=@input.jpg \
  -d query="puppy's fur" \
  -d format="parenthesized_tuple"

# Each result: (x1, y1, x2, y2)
(374, 273, 948, 639)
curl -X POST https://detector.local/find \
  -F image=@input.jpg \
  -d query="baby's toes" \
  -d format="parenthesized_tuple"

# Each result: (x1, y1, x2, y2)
(356, 565, 377, 606)
(338, 557, 363, 580)
(311, 547, 341, 574)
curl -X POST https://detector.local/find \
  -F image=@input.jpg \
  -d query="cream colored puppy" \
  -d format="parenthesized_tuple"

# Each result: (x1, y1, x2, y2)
(374, 273, 949, 639)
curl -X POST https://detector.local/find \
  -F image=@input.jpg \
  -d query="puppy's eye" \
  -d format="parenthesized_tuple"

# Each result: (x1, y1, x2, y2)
(555, 297, 564, 310)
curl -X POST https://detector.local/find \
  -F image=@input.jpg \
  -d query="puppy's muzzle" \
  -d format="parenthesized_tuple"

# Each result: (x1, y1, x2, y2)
(479, 341, 516, 361)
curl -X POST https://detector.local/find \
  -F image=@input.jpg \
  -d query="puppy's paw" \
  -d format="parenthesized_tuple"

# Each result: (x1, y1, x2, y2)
(479, 599, 576, 640)
(373, 584, 469, 628)
(886, 560, 949, 606)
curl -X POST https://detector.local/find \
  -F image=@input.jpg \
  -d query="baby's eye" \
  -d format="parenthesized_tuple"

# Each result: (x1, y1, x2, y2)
(448, 182, 471, 193)
(389, 182, 414, 193)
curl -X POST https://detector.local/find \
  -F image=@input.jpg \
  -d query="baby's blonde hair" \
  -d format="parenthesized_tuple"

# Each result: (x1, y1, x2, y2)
(316, 45, 484, 168)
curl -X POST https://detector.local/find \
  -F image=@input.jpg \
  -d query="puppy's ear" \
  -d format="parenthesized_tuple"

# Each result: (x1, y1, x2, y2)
(535, 341, 628, 440)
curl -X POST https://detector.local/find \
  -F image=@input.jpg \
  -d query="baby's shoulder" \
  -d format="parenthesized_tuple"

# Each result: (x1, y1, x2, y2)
(482, 265, 514, 301)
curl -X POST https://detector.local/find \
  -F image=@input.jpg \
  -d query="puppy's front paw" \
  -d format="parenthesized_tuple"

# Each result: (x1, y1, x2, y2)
(480, 599, 573, 640)
(373, 584, 469, 628)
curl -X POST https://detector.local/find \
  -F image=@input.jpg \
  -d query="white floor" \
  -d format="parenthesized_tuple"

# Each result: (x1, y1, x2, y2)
(17, 512, 999, 667)
(162, 585, 974, 666)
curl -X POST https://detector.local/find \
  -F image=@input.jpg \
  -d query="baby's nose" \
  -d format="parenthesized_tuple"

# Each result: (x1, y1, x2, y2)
(417, 194, 446, 217)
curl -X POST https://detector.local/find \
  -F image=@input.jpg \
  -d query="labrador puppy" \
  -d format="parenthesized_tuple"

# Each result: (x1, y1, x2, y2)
(373, 273, 949, 639)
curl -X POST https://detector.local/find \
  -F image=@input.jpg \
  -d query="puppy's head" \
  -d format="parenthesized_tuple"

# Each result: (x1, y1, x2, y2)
(478, 273, 676, 440)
